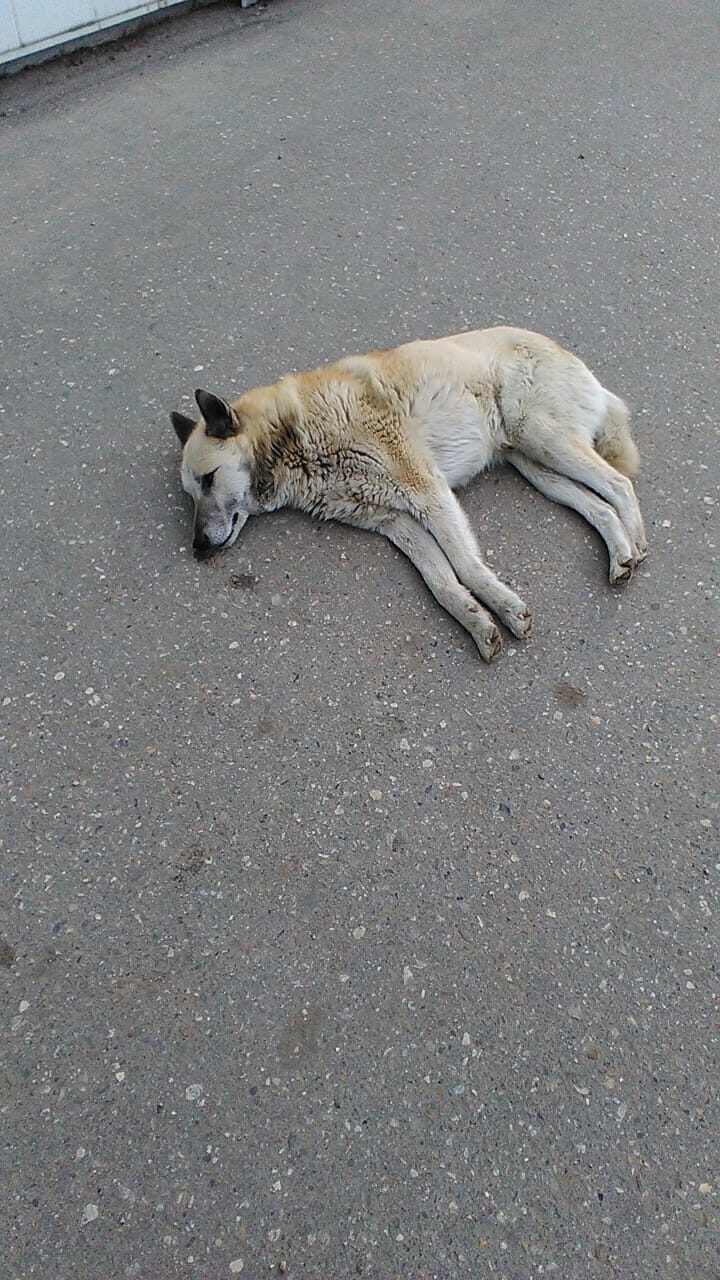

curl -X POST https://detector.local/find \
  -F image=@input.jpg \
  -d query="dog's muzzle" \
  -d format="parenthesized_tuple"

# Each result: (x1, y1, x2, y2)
(192, 513, 240, 560)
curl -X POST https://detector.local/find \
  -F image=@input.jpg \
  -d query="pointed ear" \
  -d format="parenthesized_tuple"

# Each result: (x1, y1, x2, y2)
(170, 410, 196, 447)
(195, 389, 237, 439)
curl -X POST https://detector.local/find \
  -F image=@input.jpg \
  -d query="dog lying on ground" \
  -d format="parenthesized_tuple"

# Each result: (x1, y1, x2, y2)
(171, 326, 646, 661)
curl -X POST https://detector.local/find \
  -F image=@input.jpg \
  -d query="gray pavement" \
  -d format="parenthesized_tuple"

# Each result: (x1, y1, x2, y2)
(1, 2, 718, 1277)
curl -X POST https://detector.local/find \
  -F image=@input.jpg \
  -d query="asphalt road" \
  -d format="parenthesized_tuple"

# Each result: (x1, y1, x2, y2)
(1, 2, 717, 1277)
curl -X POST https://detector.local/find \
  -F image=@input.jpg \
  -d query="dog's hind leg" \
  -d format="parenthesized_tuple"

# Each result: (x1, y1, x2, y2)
(506, 450, 638, 584)
(418, 484, 533, 639)
(515, 424, 647, 562)
(380, 513, 503, 661)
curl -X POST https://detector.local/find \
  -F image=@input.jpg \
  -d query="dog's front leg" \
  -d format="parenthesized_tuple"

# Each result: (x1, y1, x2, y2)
(421, 482, 533, 639)
(377, 513, 503, 661)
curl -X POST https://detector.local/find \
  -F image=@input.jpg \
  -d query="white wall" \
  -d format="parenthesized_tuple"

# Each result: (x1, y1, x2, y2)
(0, 0, 242, 66)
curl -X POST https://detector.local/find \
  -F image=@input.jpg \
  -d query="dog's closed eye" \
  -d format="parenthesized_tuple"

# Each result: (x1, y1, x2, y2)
(200, 469, 218, 493)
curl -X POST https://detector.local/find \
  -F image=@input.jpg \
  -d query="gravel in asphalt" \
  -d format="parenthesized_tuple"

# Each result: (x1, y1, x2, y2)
(0, 2, 718, 1277)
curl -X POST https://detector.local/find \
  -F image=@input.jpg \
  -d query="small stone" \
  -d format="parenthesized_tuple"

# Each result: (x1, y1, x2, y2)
(352, 926, 366, 940)
(369, 789, 382, 801)
(185, 1083, 203, 1102)
(229, 572, 258, 591)
(81, 1203, 99, 1225)
(229, 1260, 244, 1274)
(698, 1183, 712, 1195)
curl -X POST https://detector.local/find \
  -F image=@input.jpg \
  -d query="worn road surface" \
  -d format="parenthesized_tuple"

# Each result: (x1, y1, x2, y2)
(1, 2, 717, 1277)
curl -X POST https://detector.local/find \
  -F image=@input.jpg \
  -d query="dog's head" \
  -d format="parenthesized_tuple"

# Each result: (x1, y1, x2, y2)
(171, 389, 252, 559)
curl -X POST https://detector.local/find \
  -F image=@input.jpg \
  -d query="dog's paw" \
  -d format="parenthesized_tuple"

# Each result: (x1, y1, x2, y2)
(609, 557, 635, 585)
(474, 622, 502, 662)
(501, 602, 533, 639)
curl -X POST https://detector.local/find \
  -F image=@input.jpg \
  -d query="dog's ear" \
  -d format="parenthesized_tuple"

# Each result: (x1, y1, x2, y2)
(170, 411, 196, 447)
(195, 389, 237, 439)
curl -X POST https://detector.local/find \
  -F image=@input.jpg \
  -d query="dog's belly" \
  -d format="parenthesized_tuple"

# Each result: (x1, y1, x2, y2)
(408, 377, 502, 489)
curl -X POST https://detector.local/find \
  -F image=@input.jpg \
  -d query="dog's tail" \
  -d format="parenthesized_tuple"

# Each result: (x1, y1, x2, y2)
(595, 392, 640, 477)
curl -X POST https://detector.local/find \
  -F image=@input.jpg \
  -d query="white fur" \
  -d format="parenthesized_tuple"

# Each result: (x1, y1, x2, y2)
(407, 377, 501, 487)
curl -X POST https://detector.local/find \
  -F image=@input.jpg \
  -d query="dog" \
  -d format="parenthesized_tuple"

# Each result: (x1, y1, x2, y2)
(170, 326, 647, 661)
